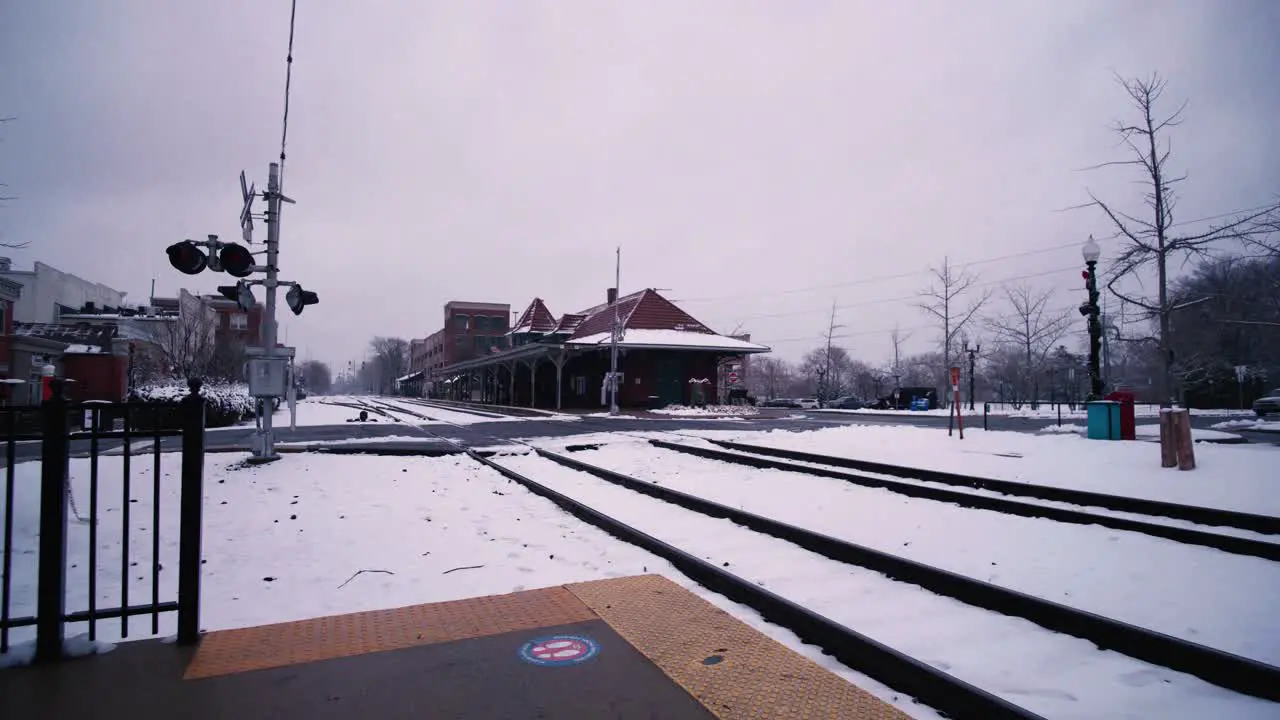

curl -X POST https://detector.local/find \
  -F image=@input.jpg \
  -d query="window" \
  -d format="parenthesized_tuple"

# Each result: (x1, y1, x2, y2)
(454, 314, 470, 331)
(572, 376, 587, 395)
(489, 315, 507, 332)
(492, 336, 508, 350)
(474, 336, 488, 352)
(473, 315, 488, 331)
(229, 313, 249, 330)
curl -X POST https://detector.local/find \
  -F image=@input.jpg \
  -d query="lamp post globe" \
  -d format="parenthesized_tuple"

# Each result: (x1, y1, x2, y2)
(1082, 235, 1101, 264)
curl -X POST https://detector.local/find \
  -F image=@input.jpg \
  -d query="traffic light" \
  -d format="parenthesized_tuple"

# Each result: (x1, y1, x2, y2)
(217, 282, 256, 312)
(1079, 302, 1096, 317)
(219, 243, 255, 278)
(166, 241, 208, 275)
(285, 284, 319, 315)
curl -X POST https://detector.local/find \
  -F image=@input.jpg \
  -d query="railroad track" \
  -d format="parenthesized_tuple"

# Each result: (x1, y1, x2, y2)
(349, 399, 1280, 717)
(701, 437, 1280, 535)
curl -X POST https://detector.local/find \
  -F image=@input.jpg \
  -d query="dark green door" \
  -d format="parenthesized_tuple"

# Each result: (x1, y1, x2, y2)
(655, 357, 683, 407)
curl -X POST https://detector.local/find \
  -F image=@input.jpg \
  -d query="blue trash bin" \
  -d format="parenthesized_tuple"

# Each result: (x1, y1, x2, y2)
(1086, 401, 1121, 440)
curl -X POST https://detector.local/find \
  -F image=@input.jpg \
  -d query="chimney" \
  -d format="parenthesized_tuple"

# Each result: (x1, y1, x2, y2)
(0, 257, 10, 272)
(607, 287, 618, 305)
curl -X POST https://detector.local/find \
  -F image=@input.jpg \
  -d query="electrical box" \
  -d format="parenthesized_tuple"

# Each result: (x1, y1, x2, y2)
(248, 356, 289, 397)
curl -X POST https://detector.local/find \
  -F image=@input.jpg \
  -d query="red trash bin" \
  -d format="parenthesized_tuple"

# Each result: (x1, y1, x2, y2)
(1106, 390, 1137, 440)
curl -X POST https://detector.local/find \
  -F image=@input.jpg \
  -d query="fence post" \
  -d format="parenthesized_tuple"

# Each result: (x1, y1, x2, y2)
(983, 402, 989, 431)
(177, 378, 206, 645)
(35, 379, 70, 663)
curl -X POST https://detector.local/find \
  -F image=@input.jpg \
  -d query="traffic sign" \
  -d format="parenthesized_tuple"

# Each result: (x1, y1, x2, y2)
(727, 371, 740, 384)
(239, 171, 256, 242)
(1235, 365, 1247, 383)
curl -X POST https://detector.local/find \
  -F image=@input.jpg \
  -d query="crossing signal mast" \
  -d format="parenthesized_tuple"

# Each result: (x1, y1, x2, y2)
(164, 0, 314, 462)
(162, 165, 320, 463)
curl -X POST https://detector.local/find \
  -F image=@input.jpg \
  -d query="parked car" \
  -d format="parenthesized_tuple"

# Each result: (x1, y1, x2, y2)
(797, 398, 821, 409)
(871, 387, 939, 410)
(759, 397, 801, 408)
(827, 396, 864, 410)
(1254, 389, 1280, 417)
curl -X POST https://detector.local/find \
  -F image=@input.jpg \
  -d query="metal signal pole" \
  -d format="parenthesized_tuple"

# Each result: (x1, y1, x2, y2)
(252, 162, 284, 462)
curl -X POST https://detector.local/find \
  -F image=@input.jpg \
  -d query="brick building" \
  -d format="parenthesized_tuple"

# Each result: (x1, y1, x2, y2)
(401, 301, 511, 396)
(420, 288, 769, 409)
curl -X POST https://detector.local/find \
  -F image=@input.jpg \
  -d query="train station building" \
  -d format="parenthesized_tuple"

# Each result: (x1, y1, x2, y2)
(400, 288, 769, 410)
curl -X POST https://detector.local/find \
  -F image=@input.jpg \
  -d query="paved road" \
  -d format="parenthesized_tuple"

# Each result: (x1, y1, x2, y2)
(4, 404, 1275, 466)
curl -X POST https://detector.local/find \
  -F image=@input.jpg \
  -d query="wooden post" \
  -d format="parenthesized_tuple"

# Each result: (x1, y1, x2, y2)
(1175, 409, 1197, 471)
(1159, 409, 1177, 468)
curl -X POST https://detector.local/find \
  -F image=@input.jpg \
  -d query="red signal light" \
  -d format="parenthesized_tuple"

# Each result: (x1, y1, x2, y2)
(219, 243, 255, 278)
(166, 241, 207, 275)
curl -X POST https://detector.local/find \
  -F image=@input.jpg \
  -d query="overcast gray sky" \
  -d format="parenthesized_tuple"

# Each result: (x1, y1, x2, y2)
(2, 0, 1277, 372)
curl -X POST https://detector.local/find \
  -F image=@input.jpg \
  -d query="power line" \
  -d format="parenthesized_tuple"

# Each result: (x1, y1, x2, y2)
(278, 0, 298, 181)
(678, 202, 1278, 308)
(723, 263, 1085, 325)
(675, 241, 1086, 305)
(755, 304, 1084, 347)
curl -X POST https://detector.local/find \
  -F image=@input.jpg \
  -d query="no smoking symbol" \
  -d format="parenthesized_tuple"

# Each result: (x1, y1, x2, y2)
(518, 634, 600, 667)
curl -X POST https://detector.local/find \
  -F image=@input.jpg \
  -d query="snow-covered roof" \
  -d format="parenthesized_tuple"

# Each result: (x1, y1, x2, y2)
(63, 344, 105, 354)
(567, 328, 769, 352)
(510, 298, 558, 335)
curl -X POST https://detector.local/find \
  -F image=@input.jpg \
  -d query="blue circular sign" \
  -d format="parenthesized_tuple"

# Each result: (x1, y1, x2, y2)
(518, 634, 600, 667)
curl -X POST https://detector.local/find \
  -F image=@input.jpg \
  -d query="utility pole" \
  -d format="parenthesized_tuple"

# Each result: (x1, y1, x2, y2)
(608, 247, 621, 415)
(821, 300, 843, 406)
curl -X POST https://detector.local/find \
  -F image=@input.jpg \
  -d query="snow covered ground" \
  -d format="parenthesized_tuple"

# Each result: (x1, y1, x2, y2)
(1213, 418, 1280, 433)
(678, 423, 1280, 516)
(651, 404, 759, 417)
(1036, 423, 1245, 442)
(817, 406, 1254, 420)
(489, 449, 1279, 719)
(562, 441, 1280, 664)
(0, 451, 937, 719)
(4, 424, 1278, 717)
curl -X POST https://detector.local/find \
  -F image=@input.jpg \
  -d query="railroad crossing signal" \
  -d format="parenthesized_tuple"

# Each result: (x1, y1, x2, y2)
(165, 237, 255, 278)
(166, 240, 208, 275)
(285, 284, 319, 315)
(217, 282, 256, 312)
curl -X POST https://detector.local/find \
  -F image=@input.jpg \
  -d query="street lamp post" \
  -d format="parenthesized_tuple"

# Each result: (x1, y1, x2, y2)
(1080, 236, 1104, 401)
(963, 342, 980, 410)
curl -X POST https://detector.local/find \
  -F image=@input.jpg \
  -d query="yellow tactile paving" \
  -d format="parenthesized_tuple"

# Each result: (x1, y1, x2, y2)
(567, 574, 909, 720)
(184, 585, 597, 679)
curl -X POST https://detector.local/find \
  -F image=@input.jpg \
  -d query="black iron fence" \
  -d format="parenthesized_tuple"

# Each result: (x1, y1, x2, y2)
(0, 378, 206, 662)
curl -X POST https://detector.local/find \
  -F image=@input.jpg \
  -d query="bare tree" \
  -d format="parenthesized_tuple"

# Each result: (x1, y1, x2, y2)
(369, 336, 410, 394)
(887, 324, 911, 386)
(801, 345, 853, 400)
(208, 341, 248, 381)
(985, 283, 1073, 401)
(917, 257, 992, 396)
(147, 294, 218, 380)
(750, 356, 791, 400)
(1081, 73, 1280, 406)
(0, 115, 26, 250)
(298, 360, 333, 395)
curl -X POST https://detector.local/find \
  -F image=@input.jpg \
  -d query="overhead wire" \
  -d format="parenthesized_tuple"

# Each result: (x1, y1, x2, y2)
(278, 0, 298, 184)
(676, 203, 1280, 307)
(723, 263, 1087, 325)
(754, 303, 1085, 347)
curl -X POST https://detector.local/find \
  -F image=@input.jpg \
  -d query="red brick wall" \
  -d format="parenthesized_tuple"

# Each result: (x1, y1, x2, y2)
(62, 354, 126, 402)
